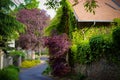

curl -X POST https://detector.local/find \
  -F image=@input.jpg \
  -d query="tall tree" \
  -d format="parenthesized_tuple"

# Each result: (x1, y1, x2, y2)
(17, 9, 50, 51)
(44, 0, 75, 76)
(0, 0, 25, 48)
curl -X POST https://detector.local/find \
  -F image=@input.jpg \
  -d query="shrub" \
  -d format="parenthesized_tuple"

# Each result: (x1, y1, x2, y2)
(71, 19, 120, 64)
(110, 26, 120, 64)
(77, 42, 91, 64)
(72, 26, 113, 42)
(113, 18, 120, 26)
(112, 27, 120, 50)
(102, 35, 113, 55)
(71, 27, 115, 64)
(44, 33, 71, 76)
(89, 33, 120, 64)
(75, 73, 86, 80)
(0, 66, 19, 80)
(71, 44, 77, 54)
(9, 50, 25, 57)
(71, 28, 84, 44)
(42, 63, 52, 75)
(70, 44, 77, 63)
(74, 34, 114, 64)
(89, 35, 105, 61)
(21, 60, 40, 68)
(4, 65, 20, 72)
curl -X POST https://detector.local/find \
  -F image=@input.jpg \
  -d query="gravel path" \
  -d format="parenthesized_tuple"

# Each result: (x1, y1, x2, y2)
(19, 56, 53, 80)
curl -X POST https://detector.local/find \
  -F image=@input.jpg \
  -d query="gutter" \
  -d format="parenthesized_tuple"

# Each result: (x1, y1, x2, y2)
(73, 11, 113, 23)
(78, 20, 113, 26)
(77, 20, 113, 22)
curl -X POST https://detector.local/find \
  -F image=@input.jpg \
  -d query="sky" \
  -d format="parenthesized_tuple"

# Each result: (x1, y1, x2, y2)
(13, 0, 56, 19)
(39, 0, 56, 19)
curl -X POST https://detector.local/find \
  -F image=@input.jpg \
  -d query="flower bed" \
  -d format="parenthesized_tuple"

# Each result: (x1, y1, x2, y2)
(21, 60, 40, 68)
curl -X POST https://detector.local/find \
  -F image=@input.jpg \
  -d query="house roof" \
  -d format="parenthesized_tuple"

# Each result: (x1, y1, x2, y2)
(112, 0, 120, 7)
(69, 0, 120, 22)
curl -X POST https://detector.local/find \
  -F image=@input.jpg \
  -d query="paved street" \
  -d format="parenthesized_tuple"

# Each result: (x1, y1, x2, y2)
(19, 56, 53, 80)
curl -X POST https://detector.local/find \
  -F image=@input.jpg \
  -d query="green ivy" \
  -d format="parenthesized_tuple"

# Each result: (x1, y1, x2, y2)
(45, 0, 77, 36)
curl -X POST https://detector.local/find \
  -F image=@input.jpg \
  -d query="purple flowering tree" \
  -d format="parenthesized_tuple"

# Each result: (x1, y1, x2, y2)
(16, 9, 50, 52)
(44, 33, 71, 76)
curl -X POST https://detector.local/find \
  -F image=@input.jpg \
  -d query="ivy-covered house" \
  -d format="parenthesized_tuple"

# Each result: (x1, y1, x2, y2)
(69, 0, 120, 27)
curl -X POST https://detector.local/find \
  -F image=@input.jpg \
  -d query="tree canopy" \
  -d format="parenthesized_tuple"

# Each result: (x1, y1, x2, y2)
(17, 9, 50, 50)
(45, 0, 98, 14)
(0, 0, 41, 48)
(0, 0, 25, 48)
(14, 0, 40, 10)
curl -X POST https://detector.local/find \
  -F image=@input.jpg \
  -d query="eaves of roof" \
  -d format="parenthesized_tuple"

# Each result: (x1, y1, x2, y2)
(73, 11, 113, 22)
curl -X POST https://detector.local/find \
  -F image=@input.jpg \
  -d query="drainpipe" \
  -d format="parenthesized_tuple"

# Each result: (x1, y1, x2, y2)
(93, 21, 96, 26)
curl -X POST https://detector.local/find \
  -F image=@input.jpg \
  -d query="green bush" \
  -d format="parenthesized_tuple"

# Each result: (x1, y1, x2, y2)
(71, 32, 113, 63)
(110, 26, 120, 64)
(9, 50, 25, 57)
(77, 42, 91, 64)
(71, 24, 119, 64)
(102, 35, 113, 55)
(0, 67, 19, 80)
(112, 27, 120, 50)
(71, 44, 77, 63)
(89, 35, 105, 61)
(42, 63, 52, 75)
(113, 18, 120, 26)
(72, 26, 113, 42)
(89, 34, 116, 62)
(90, 34, 120, 64)
(75, 73, 85, 80)
(4, 65, 20, 72)
(72, 33, 119, 64)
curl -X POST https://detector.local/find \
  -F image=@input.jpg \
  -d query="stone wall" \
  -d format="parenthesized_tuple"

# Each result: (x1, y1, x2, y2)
(0, 49, 22, 69)
(75, 58, 120, 80)
(3, 55, 13, 67)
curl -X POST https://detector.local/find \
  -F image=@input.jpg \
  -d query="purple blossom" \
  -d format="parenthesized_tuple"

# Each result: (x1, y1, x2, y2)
(44, 33, 71, 76)
(16, 9, 50, 50)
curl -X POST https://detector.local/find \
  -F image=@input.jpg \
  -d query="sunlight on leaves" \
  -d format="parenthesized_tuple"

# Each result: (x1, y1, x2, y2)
(84, 0, 99, 14)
